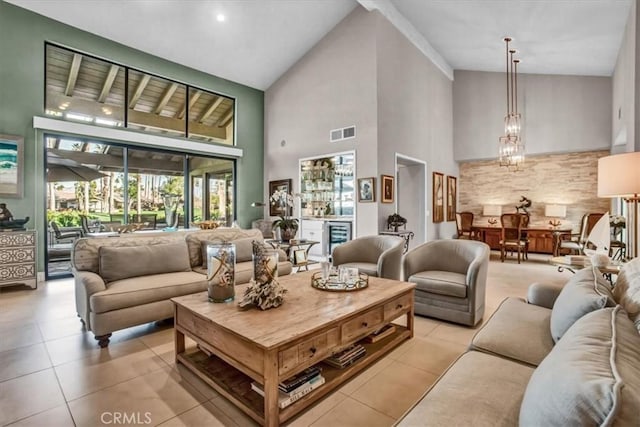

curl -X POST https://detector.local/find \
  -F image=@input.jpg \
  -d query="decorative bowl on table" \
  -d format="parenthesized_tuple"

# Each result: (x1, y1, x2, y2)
(0, 217, 30, 230)
(194, 221, 220, 230)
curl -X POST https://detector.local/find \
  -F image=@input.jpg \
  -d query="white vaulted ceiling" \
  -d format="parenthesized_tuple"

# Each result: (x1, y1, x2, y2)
(6, 0, 634, 89)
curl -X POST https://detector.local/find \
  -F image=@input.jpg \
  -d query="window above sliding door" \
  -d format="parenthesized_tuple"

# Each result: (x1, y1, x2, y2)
(45, 43, 235, 145)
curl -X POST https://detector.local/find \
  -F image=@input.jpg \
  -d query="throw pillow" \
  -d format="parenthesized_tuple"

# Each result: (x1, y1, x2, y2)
(550, 266, 615, 342)
(99, 242, 191, 283)
(200, 239, 223, 268)
(520, 306, 640, 426)
(232, 237, 255, 263)
(612, 257, 640, 330)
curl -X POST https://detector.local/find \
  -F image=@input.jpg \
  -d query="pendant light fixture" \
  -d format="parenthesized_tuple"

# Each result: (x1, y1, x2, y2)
(498, 37, 525, 171)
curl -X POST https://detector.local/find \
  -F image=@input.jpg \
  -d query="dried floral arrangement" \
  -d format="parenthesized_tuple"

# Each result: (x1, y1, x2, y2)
(238, 241, 287, 310)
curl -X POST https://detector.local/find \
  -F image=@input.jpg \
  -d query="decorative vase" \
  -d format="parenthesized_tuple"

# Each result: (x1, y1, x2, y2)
(206, 243, 236, 303)
(280, 227, 297, 242)
(239, 242, 287, 310)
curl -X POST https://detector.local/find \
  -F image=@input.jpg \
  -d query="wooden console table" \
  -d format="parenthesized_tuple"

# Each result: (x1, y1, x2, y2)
(472, 225, 571, 255)
(173, 272, 415, 426)
(0, 230, 37, 289)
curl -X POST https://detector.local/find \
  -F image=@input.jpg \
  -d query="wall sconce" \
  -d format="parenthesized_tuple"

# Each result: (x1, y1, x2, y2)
(545, 204, 567, 229)
(483, 205, 502, 226)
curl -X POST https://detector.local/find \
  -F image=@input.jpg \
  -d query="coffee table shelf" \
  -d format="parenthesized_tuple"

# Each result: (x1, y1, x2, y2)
(177, 325, 411, 425)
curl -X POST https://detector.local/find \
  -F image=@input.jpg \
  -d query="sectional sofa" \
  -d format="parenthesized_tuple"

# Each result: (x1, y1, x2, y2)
(72, 228, 292, 347)
(398, 258, 640, 426)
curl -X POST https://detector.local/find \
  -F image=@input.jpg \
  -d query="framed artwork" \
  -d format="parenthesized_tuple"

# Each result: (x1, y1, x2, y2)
(357, 177, 376, 202)
(446, 175, 457, 222)
(0, 135, 24, 198)
(268, 179, 292, 217)
(432, 172, 444, 223)
(293, 249, 308, 265)
(381, 175, 394, 203)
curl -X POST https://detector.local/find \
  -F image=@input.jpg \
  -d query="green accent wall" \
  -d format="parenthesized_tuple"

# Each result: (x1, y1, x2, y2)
(0, 2, 264, 271)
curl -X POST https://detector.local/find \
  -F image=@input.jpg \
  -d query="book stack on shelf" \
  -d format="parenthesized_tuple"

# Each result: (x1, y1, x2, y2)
(324, 344, 366, 369)
(251, 366, 325, 409)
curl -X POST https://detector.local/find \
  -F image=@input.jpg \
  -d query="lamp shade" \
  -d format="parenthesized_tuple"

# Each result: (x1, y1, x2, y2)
(598, 152, 640, 198)
(545, 204, 566, 218)
(483, 205, 502, 216)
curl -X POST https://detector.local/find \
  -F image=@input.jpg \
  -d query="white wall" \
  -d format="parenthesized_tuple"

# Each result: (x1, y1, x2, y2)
(264, 6, 378, 235)
(453, 70, 612, 161)
(375, 14, 457, 240)
(265, 7, 457, 240)
(612, 0, 636, 153)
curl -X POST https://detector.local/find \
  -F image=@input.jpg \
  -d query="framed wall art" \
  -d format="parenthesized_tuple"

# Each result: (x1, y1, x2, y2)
(0, 135, 24, 198)
(446, 175, 457, 222)
(268, 179, 292, 217)
(432, 172, 444, 223)
(381, 175, 394, 203)
(357, 177, 375, 202)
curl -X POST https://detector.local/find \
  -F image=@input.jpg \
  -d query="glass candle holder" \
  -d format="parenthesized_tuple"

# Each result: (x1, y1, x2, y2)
(206, 243, 236, 303)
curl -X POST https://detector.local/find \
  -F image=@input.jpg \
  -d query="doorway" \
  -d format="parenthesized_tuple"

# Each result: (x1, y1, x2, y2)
(395, 153, 427, 249)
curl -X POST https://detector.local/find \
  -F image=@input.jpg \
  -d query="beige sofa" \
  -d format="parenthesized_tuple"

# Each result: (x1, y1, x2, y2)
(398, 259, 640, 426)
(72, 228, 292, 347)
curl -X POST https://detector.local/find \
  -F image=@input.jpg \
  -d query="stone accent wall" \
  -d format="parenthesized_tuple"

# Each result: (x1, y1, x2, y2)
(459, 150, 611, 232)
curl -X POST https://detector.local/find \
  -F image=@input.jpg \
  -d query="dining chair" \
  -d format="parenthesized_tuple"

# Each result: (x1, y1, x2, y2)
(455, 212, 476, 239)
(500, 213, 526, 263)
(559, 213, 604, 255)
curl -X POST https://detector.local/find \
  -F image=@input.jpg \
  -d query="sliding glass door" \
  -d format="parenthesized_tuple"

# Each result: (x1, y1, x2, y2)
(44, 135, 235, 279)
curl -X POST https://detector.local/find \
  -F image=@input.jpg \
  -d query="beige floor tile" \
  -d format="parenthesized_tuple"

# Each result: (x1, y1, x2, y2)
(37, 315, 87, 341)
(209, 396, 259, 427)
(141, 329, 198, 367)
(0, 369, 66, 425)
(6, 404, 75, 427)
(349, 361, 438, 419)
(310, 396, 395, 427)
(45, 333, 104, 366)
(285, 391, 346, 427)
(0, 342, 52, 382)
(395, 336, 465, 376)
(385, 337, 417, 360)
(338, 356, 393, 395)
(0, 323, 43, 352)
(55, 339, 168, 400)
(427, 322, 479, 346)
(67, 365, 207, 427)
(157, 401, 236, 427)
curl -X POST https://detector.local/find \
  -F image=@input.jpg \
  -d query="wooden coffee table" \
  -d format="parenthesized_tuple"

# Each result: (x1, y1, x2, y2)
(172, 272, 415, 426)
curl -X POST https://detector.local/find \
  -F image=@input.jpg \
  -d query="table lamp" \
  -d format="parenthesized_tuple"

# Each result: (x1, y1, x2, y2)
(544, 204, 566, 229)
(483, 205, 502, 226)
(598, 152, 640, 259)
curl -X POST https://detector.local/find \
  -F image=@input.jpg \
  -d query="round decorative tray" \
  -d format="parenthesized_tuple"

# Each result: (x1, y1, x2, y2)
(311, 271, 369, 292)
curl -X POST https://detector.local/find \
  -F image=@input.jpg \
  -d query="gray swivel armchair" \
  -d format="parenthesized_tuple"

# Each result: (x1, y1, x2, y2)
(332, 235, 404, 280)
(403, 239, 490, 326)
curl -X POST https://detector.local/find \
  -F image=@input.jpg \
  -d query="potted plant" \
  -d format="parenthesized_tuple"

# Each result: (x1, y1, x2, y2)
(270, 189, 299, 241)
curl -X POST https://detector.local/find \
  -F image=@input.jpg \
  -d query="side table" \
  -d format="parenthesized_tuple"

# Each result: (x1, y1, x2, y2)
(266, 239, 320, 272)
(379, 230, 415, 253)
(0, 230, 37, 289)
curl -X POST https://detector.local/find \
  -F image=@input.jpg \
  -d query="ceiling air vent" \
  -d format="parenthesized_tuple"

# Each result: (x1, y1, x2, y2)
(329, 125, 356, 142)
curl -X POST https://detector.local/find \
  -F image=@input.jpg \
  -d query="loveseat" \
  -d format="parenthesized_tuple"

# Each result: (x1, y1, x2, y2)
(398, 259, 640, 426)
(72, 228, 292, 347)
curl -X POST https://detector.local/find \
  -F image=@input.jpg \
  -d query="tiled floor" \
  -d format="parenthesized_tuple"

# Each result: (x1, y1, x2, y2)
(0, 253, 567, 426)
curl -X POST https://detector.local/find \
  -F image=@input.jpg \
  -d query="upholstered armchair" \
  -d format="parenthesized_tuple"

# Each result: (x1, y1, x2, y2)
(403, 239, 490, 326)
(332, 235, 404, 280)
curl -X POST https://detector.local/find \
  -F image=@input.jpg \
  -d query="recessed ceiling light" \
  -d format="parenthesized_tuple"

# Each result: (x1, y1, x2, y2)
(216, 14, 225, 22)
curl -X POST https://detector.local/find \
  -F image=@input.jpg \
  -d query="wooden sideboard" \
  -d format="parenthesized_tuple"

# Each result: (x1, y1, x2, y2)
(0, 230, 37, 289)
(472, 226, 571, 255)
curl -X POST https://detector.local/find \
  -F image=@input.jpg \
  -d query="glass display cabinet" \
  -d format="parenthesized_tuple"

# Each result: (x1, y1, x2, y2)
(299, 152, 354, 218)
